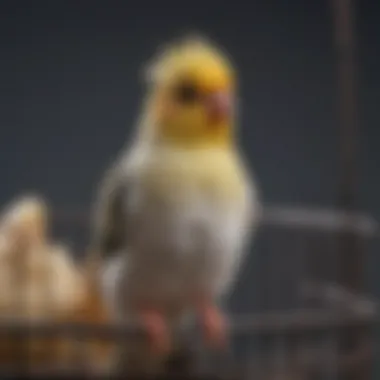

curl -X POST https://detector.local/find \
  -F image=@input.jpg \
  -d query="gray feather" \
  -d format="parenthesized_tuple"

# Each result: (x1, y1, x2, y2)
(91, 164, 129, 259)
(91, 142, 147, 261)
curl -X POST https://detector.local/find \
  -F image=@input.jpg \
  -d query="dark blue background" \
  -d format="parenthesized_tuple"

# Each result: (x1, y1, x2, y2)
(1, 1, 379, 213)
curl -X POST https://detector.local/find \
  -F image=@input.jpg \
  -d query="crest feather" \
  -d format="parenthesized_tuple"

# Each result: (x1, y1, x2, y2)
(143, 33, 226, 85)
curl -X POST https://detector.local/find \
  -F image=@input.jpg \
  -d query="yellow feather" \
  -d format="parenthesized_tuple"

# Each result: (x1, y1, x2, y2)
(146, 35, 234, 89)
(141, 34, 237, 149)
(140, 147, 247, 206)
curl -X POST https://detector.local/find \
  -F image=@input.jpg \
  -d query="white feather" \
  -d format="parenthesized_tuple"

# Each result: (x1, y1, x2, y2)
(104, 148, 260, 317)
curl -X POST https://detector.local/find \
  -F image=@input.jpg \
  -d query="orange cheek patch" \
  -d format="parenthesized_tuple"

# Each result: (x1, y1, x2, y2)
(155, 96, 179, 125)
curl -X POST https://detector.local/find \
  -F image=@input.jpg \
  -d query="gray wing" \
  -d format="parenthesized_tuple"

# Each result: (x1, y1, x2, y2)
(91, 162, 131, 259)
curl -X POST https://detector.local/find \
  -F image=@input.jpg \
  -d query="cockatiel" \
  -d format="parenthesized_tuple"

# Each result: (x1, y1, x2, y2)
(0, 196, 114, 373)
(91, 35, 261, 361)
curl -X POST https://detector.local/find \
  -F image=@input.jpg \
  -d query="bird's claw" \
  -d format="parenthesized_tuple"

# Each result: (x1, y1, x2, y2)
(140, 309, 170, 354)
(199, 303, 228, 349)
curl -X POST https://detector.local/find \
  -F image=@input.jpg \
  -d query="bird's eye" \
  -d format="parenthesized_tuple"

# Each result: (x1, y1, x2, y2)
(173, 82, 199, 104)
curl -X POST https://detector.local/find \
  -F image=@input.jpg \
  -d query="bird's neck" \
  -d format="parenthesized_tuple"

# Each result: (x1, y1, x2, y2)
(152, 124, 235, 151)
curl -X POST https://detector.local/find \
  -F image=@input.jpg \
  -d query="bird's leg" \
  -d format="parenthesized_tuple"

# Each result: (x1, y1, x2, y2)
(138, 307, 170, 354)
(194, 295, 228, 349)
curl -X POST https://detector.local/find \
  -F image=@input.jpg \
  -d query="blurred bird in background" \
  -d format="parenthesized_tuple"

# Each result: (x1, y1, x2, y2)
(90, 35, 261, 374)
(0, 196, 114, 373)
(0, 196, 85, 321)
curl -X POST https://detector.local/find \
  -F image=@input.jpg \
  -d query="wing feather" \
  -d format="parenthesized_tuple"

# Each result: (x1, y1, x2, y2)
(91, 164, 129, 259)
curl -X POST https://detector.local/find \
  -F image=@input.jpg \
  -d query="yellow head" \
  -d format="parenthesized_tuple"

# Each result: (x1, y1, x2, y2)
(145, 35, 236, 148)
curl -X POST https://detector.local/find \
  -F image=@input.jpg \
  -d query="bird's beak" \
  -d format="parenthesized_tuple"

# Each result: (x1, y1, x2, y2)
(205, 91, 232, 125)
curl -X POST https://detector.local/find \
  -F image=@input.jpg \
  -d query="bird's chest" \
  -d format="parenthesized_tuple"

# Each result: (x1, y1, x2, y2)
(135, 149, 247, 208)
(125, 158, 247, 289)
(125, 194, 245, 305)
(130, 153, 247, 256)
(131, 189, 244, 263)
(122, 152, 250, 306)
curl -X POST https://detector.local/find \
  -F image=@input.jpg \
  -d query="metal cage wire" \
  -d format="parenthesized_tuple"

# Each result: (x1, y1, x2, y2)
(0, 205, 376, 379)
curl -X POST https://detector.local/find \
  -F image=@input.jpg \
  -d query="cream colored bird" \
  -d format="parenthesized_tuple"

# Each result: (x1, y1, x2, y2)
(0, 196, 114, 372)
(0, 196, 85, 319)
(91, 35, 261, 360)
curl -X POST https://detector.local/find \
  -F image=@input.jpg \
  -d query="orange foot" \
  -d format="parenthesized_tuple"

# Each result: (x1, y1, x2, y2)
(197, 302, 228, 349)
(139, 309, 170, 354)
